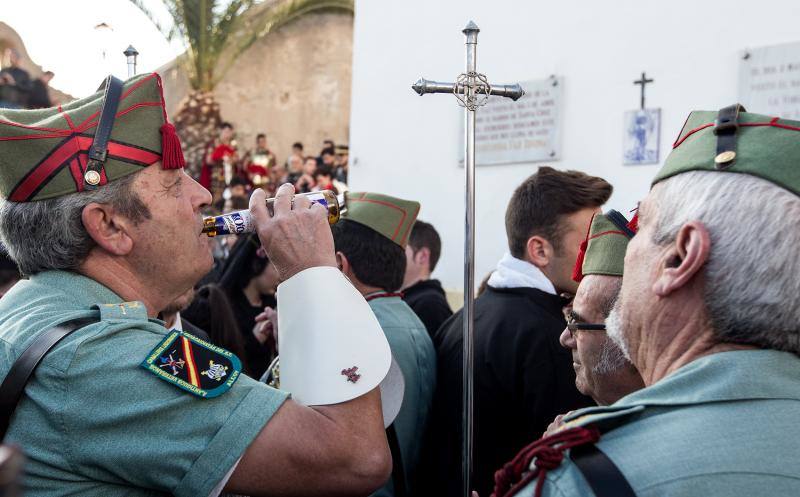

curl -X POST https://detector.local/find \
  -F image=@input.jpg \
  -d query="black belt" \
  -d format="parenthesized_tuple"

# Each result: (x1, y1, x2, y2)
(0, 318, 97, 441)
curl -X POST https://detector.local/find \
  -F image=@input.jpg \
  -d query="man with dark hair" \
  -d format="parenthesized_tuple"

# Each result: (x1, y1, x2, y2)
(319, 148, 336, 169)
(332, 192, 436, 497)
(401, 220, 452, 338)
(425, 166, 612, 497)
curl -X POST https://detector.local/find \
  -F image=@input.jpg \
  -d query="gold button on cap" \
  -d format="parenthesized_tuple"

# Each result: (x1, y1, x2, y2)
(714, 151, 736, 164)
(84, 170, 101, 185)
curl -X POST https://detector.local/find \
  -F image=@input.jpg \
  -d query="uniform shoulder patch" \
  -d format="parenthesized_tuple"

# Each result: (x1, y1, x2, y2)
(141, 331, 242, 398)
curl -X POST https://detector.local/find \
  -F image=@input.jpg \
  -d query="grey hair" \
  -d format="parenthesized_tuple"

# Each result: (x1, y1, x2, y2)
(590, 276, 628, 373)
(0, 172, 150, 276)
(593, 336, 629, 374)
(650, 171, 800, 355)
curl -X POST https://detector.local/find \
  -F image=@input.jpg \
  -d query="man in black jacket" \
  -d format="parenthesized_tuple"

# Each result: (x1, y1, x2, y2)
(401, 220, 452, 339)
(424, 167, 613, 497)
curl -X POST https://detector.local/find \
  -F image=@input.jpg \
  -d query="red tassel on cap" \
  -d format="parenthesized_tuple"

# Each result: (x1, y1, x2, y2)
(627, 212, 639, 233)
(572, 239, 588, 283)
(160, 123, 186, 169)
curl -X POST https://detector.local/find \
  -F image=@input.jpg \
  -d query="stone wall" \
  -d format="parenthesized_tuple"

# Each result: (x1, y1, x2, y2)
(0, 22, 73, 104)
(158, 11, 353, 163)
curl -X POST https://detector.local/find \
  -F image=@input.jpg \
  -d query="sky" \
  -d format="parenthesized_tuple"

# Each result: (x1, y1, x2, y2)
(1, 0, 185, 96)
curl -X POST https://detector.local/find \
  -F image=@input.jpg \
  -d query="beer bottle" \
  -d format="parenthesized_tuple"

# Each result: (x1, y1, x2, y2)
(202, 190, 342, 237)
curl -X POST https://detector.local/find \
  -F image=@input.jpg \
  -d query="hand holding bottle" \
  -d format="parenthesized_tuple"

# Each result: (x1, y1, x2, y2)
(249, 183, 336, 281)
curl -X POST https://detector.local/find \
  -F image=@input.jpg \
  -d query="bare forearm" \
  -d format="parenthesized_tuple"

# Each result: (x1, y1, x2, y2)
(227, 389, 390, 496)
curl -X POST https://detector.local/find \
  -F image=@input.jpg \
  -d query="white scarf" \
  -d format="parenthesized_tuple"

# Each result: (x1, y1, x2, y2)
(486, 252, 557, 295)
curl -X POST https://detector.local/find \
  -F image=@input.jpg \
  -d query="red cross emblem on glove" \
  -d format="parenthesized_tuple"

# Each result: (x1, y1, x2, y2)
(341, 366, 361, 383)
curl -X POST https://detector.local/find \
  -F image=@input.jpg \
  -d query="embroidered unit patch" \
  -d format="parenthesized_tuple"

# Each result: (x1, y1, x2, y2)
(141, 331, 242, 398)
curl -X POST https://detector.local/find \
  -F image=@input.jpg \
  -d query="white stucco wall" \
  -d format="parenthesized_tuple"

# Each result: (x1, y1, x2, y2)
(348, 0, 800, 295)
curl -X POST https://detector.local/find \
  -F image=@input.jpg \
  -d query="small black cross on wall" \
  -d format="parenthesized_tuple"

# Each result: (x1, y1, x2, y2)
(633, 72, 654, 110)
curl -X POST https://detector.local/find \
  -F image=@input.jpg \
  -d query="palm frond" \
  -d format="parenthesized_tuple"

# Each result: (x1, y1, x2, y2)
(129, 0, 173, 39)
(130, 0, 353, 92)
(213, 0, 353, 86)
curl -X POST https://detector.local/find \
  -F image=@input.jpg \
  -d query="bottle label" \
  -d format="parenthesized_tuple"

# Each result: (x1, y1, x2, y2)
(215, 210, 253, 235)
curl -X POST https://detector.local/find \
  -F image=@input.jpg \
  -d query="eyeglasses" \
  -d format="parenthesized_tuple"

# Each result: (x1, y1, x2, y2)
(565, 314, 606, 338)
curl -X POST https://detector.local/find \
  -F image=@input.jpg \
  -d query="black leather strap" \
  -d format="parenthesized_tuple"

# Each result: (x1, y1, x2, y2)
(606, 209, 636, 238)
(570, 443, 637, 497)
(713, 104, 746, 170)
(85, 76, 124, 190)
(0, 318, 97, 441)
(386, 424, 407, 497)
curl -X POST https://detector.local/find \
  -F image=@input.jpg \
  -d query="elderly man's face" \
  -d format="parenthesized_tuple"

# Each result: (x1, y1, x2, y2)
(607, 194, 662, 366)
(128, 164, 213, 295)
(560, 274, 641, 405)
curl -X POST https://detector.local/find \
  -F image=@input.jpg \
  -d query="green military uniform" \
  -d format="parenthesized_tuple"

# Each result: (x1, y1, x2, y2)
(0, 271, 287, 496)
(511, 106, 800, 496)
(527, 350, 800, 496)
(343, 192, 437, 496)
(0, 74, 289, 496)
(367, 295, 436, 496)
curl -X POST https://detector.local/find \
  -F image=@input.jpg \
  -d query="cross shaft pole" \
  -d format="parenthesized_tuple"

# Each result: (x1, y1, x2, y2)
(411, 21, 524, 497)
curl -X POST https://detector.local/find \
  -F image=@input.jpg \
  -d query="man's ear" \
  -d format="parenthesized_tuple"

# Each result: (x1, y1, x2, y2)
(335, 251, 349, 274)
(526, 235, 553, 268)
(81, 203, 134, 256)
(415, 247, 431, 266)
(652, 221, 710, 297)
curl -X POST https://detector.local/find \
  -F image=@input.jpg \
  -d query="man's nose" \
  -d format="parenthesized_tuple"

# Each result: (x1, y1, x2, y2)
(559, 327, 576, 349)
(187, 173, 212, 208)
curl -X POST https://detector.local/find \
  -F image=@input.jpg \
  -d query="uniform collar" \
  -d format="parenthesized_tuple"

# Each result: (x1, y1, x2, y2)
(616, 349, 800, 406)
(28, 270, 124, 306)
(364, 291, 403, 302)
(564, 349, 800, 427)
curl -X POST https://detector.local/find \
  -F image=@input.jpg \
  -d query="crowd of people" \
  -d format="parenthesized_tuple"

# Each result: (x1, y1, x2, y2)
(199, 121, 349, 212)
(0, 71, 799, 497)
(0, 48, 54, 110)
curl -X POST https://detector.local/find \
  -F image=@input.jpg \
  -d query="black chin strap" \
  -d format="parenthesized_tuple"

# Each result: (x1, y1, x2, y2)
(84, 75, 124, 190)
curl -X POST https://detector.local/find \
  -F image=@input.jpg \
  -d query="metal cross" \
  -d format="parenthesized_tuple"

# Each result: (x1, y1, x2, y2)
(633, 71, 654, 110)
(411, 21, 524, 497)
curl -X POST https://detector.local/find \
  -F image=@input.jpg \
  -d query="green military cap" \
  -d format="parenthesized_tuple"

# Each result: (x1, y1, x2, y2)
(0, 72, 184, 202)
(654, 104, 800, 196)
(573, 210, 637, 283)
(343, 192, 420, 248)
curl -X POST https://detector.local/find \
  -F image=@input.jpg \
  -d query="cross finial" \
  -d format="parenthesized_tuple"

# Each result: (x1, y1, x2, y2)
(463, 21, 479, 34)
(633, 71, 654, 110)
